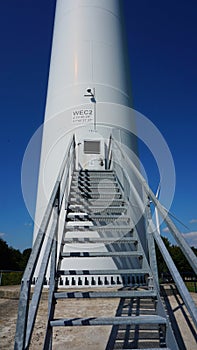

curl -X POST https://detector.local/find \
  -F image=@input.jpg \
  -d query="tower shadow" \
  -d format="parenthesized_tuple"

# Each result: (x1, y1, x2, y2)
(105, 295, 166, 349)
(160, 284, 197, 349)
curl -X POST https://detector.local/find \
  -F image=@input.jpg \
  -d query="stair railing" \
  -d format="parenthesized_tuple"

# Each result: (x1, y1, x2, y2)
(106, 134, 113, 169)
(110, 136, 197, 329)
(14, 135, 76, 350)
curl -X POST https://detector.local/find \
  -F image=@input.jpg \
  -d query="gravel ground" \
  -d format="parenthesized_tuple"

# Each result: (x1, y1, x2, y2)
(0, 287, 119, 350)
(0, 285, 196, 349)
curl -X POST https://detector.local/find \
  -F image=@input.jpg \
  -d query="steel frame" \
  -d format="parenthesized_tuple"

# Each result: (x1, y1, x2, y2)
(14, 134, 197, 349)
(112, 137, 197, 330)
(14, 136, 75, 350)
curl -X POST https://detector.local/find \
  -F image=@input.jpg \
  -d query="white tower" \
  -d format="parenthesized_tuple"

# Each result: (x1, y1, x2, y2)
(14, 3, 197, 348)
(33, 0, 140, 286)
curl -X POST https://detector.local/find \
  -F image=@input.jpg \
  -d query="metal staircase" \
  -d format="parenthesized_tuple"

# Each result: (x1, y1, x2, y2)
(61, 169, 152, 288)
(48, 169, 175, 350)
(14, 135, 197, 349)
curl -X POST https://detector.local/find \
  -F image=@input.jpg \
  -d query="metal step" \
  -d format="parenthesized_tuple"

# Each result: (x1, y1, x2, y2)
(68, 206, 127, 214)
(74, 178, 116, 183)
(71, 181, 119, 188)
(69, 198, 126, 205)
(63, 237, 137, 244)
(71, 185, 120, 194)
(61, 251, 143, 258)
(70, 191, 122, 198)
(54, 290, 157, 299)
(128, 349, 170, 350)
(89, 214, 129, 220)
(75, 182, 118, 188)
(67, 215, 130, 222)
(65, 225, 133, 231)
(50, 315, 167, 327)
(58, 269, 150, 276)
(67, 212, 88, 218)
(66, 221, 94, 227)
(73, 174, 116, 180)
(73, 170, 114, 174)
(76, 171, 115, 175)
(87, 206, 127, 212)
(68, 204, 85, 210)
(71, 182, 119, 188)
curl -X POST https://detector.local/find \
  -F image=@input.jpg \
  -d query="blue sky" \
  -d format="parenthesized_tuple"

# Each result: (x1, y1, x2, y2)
(0, 0, 196, 251)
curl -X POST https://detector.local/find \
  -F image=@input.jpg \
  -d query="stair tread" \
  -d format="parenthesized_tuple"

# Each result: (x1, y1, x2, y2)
(75, 182, 116, 185)
(72, 183, 118, 187)
(71, 188, 119, 192)
(67, 215, 130, 220)
(76, 173, 115, 176)
(74, 170, 114, 173)
(61, 251, 143, 258)
(50, 315, 167, 327)
(63, 237, 137, 243)
(71, 184, 119, 188)
(58, 269, 150, 275)
(69, 198, 126, 203)
(54, 290, 157, 299)
(70, 192, 122, 197)
(69, 206, 126, 210)
(65, 225, 133, 231)
(73, 176, 115, 180)
(67, 212, 88, 216)
(75, 171, 114, 174)
(66, 221, 94, 227)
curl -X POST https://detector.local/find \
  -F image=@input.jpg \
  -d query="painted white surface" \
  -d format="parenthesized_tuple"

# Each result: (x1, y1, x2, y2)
(33, 0, 139, 285)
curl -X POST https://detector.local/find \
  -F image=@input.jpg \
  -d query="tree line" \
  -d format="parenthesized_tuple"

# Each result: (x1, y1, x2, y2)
(156, 237, 197, 278)
(0, 238, 31, 271)
(0, 236, 196, 280)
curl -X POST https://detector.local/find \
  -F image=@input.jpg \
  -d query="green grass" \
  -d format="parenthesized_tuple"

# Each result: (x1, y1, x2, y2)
(185, 281, 197, 293)
(0, 271, 23, 286)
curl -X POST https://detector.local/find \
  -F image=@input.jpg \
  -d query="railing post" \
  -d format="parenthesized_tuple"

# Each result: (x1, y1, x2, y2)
(25, 207, 58, 348)
(143, 193, 160, 289)
(106, 134, 112, 169)
(43, 227, 58, 350)
(14, 136, 75, 349)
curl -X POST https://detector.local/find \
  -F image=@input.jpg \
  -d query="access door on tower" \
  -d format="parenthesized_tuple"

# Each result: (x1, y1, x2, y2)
(77, 139, 106, 170)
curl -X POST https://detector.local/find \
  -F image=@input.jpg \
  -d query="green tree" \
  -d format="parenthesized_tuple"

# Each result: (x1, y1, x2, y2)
(19, 248, 32, 270)
(0, 238, 31, 271)
(155, 236, 197, 278)
(0, 238, 32, 285)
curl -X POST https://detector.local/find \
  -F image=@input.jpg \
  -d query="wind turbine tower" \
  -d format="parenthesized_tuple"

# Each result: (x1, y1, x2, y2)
(15, 1, 197, 349)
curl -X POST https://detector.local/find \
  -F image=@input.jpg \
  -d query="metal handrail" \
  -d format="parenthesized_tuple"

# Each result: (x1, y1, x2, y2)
(106, 134, 112, 169)
(110, 137, 197, 329)
(112, 137, 197, 274)
(14, 135, 76, 350)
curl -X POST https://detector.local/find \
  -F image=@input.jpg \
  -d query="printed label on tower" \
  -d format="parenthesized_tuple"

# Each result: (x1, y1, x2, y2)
(72, 109, 94, 124)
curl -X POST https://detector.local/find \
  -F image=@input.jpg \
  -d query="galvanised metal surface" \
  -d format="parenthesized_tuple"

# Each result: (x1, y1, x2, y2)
(61, 251, 143, 258)
(14, 138, 75, 350)
(113, 138, 197, 276)
(112, 137, 197, 331)
(50, 315, 167, 327)
(15, 136, 196, 349)
(43, 231, 58, 350)
(57, 269, 150, 276)
(131, 348, 171, 350)
(25, 209, 58, 349)
(63, 237, 137, 244)
(144, 194, 160, 290)
(153, 229, 197, 330)
(61, 168, 151, 284)
(54, 291, 157, 299)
